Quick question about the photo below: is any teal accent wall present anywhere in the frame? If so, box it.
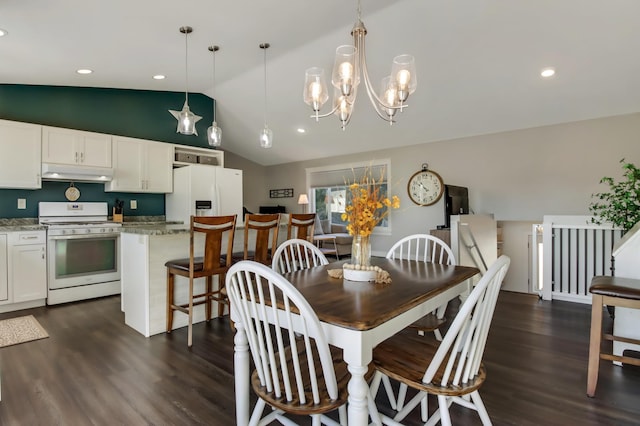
[0,84,218,218]
[0,181,163,218]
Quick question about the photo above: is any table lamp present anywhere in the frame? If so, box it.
[298,194,309,213]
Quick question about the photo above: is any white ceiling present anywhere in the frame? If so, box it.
[2,0,640,166]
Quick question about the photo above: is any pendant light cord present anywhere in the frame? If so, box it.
[184,29,189,104]
[212,48,216,118]
[263,46,268,127]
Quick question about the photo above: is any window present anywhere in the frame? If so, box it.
[306,159,392,234]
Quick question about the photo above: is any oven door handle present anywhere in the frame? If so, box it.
[48,233,120,240]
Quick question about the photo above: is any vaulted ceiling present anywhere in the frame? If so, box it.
[2,0,639,165]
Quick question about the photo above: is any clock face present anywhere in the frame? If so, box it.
[407,170,444,206]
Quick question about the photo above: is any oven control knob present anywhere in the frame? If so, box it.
[61,229,67,235]
[85,228,91,234]
[71,229,76,234]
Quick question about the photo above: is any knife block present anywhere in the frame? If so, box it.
[112,208,123,223]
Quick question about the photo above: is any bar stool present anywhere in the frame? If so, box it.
[587,275,640,397]
[233,213,281,265]
[165,215,237,347]
[286,213,316,241]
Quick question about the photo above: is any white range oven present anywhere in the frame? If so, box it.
[39,202,122,305]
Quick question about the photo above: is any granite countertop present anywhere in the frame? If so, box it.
[120,223,190,235]
[0,218,46,232]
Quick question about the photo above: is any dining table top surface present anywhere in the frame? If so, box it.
[282,257,480,331]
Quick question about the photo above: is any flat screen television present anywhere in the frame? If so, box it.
[444,185,469,229]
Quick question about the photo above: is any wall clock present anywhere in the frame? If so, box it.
[407,164,444,206]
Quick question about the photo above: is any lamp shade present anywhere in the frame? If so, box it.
[298,194,309,205]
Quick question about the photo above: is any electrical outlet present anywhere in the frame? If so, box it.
[130,200,137,210]
[17,198,26,209]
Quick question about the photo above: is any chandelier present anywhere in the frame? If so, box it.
[303,0,417,130]
[169,26,202,135]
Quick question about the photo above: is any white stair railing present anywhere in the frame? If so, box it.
[540,215,623,303]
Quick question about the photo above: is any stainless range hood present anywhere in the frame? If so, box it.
[41,163,114,182]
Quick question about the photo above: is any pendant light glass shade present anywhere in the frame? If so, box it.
[259,126,273,148]
[207,122,222,146]
[169,26,202,136]
[207,45,222,147]
[173,101,201,135]
[259,43,273,149]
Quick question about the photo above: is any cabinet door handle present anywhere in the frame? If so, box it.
[80,151,84,163]
[75,151,79,163]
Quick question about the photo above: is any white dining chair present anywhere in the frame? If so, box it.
[271,238,329,274]
[226,260,379,426]
[371,255,510,426]
[384,233,456,419]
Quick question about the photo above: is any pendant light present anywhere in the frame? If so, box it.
[169,26,202,135]
[259,43,273,149]
[207,45,222,147]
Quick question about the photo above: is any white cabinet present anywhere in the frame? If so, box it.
[42,126,112,168]
[0,119,42,189]
[0,231,47,312]
[10,234,47,303]
[106,136,173,193]
[0,235,7,302]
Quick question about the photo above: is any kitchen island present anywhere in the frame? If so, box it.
[120,220,288,337]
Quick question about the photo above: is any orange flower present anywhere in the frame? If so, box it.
[340,167,400,237]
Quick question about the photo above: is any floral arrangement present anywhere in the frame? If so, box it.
[589,159,640,232]
[341,168,400,237]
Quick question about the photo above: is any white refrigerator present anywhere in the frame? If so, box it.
[166,164,244,224]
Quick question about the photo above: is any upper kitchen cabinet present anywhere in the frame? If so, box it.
[0,119,42,189]
[42,126,112,168]
[105,136,172,193]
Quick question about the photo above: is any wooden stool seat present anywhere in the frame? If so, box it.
[587,275,640,397]
[165,256,226,272]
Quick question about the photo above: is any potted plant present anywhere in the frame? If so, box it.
[589,159,640,232]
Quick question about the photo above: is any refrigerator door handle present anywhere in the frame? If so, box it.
[214,184,221,215]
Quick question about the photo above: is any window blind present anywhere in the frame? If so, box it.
[308,162,389,188]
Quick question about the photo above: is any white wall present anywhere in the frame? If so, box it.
[227,113,640,291]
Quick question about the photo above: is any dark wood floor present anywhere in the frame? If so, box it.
[0,291,639,425]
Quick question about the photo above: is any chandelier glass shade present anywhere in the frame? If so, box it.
[303,1,417,130]
[169,26,202,136]
[207,45,222,147]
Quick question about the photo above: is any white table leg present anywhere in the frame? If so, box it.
[347,364,370,425]
[234,323,250,425]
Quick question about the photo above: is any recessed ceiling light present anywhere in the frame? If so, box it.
[0,29,7,37]
[76,69,93,75]
[541,68,556,78]
[297,128,306,134]
[153,74,166,80]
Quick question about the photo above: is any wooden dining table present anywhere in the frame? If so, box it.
[232,256,480,426]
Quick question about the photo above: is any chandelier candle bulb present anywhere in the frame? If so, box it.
[392,54,417,103]
[303,67,329,119]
